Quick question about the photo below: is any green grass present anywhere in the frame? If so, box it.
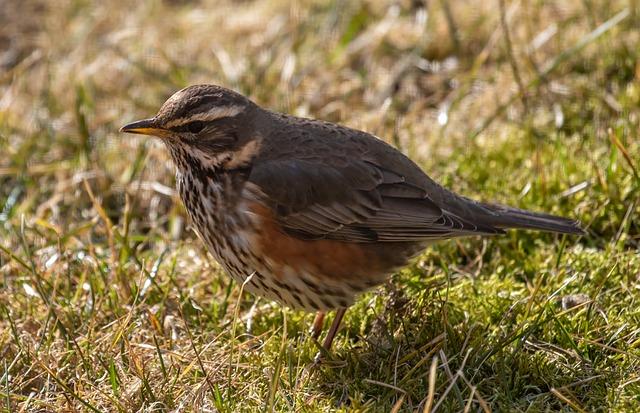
[1,0,639,411]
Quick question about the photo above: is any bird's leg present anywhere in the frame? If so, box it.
[321,308,347,351]
[310,311,325,340]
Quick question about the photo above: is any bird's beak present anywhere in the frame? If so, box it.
[120,118,170,137]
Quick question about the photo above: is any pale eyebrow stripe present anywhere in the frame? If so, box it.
[165,105,244,128]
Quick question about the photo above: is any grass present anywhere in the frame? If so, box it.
[1,0,639,411]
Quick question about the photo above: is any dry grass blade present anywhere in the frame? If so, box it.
[423,355,439,413]
[550,387,587,413]
[608,128,639,181]
[362,378,406,395]
[390,394,405,413]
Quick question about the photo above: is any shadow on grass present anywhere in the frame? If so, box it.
[305,272,619,412]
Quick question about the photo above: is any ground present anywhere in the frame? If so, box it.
[1,0,639,411]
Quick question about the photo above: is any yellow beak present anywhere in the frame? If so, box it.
[120,118,170,137]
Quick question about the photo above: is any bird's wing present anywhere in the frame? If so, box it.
[248,158,503,242]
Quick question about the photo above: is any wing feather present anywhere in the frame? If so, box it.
[248,158,503,243]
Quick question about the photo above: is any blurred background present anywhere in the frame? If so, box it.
[1,0,639,411]
[1,0,638,239]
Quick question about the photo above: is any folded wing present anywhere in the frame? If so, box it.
[248,158,504,243]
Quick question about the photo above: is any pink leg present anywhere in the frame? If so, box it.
[321,308,347,350]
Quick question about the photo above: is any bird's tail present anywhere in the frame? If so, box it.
[478,202,585,235]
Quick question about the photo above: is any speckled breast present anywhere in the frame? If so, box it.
[174,169,383,311]
[177,167,413,311]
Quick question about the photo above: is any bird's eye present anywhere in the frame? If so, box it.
[187,121,204,134]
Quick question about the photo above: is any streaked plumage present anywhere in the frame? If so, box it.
[121,84,584,345]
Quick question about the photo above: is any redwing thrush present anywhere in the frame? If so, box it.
[121,84,584,349]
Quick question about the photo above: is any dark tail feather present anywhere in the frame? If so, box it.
[480,202,586,235]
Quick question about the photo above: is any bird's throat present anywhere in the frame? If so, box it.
[166,138,260,175]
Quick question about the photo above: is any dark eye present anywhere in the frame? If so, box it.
[187,121,204,134]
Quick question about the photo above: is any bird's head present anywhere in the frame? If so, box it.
[120,84,264,171]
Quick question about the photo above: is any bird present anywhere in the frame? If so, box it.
[120,84,584,350]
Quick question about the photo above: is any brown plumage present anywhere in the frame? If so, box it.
[121,84,584,349]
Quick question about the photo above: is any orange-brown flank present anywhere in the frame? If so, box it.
[247,201,414,284]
